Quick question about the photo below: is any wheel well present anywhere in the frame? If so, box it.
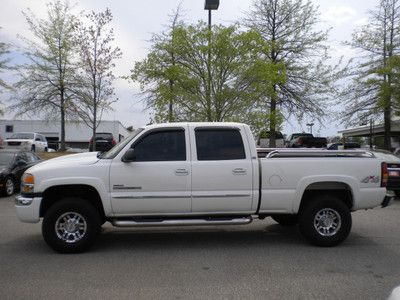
[40,185,105,221]
[299,182,353,212]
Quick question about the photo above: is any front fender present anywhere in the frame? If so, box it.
[37,177,112,216]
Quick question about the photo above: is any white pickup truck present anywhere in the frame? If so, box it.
[15,122,392,253]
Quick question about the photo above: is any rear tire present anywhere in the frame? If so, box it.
[42,198,101,253]
[271,214,298,226]
[298,195,352,247]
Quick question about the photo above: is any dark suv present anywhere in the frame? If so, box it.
[89,133,116,152]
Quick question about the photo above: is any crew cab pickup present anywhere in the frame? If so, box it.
[15,122,392,253]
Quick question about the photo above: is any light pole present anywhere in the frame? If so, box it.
[204,0,219,121]
[306,122,314,134]
[204,0,219,29]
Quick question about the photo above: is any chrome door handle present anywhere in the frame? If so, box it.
[175,169,189,176]
[232,168,247,175]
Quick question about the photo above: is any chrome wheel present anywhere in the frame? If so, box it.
[5,178,14,196]
[55,212,87,243]
[313,208,341,237]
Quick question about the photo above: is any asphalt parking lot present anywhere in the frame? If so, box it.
[1,196,400,300]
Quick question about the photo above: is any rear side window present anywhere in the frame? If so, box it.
[195,129,246,160]
[133,130,186,161]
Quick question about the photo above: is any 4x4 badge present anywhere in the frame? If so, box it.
[361,176,380,183]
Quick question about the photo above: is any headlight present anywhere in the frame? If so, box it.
[21,173,34,193]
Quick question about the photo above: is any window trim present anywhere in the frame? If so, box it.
[194,127,247,161]
[130,127,187,162]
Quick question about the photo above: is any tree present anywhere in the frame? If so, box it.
[244,0,336,147]
[132,8,184,123]
[340,0,400,150]
[10,0,77,151]
[0,27,13,115]
[387,55,400,110]
[73,8,122,151]
[132,20,284,132]
[0,27,12,92]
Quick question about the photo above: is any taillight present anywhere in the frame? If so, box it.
[89,138,93,143]
[382,162,389,187]
[112,138,116,146]
[296,138,303,145]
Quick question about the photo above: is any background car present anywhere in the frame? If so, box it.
[289,135,327,148]
[286,133,313,147]
[372,149,400,197]
[327,142,361,150]
[5,132,48,152]
[0,149,42,196]
[89,132,116,152]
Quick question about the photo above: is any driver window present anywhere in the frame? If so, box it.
[132,130,186,162]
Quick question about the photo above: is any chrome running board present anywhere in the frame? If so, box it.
[112,216,252,227]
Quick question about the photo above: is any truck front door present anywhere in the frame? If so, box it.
[109,126,191,215]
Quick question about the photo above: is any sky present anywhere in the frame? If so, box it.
[0,0,379,137]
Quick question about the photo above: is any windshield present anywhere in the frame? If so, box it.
[100,128,144,159]
[0,153,15,165]
[10,133,34,140]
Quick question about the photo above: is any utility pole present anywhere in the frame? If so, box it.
[204,0,219,121]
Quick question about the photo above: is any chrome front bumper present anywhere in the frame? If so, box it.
[15,195,42,223]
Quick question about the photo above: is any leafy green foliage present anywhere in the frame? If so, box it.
[340,0,400,150]
[73,8,122,151]
[245,0,336,145]
[10,0,78,150]
[132,20,285,133]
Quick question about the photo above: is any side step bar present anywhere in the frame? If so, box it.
[112,216,253,227]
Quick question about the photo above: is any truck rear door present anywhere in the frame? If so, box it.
[189,125,255,214]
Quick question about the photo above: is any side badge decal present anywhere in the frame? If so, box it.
[361,176,380,184]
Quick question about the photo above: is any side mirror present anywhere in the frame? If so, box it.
[122,148,136,162]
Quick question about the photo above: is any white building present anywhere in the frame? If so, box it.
[0,119,131,150]
[338,119,400,149]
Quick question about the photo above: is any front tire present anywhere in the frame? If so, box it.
[31,145,36,152]
[3,177,15,196]
[42,198,101,253]
[298,195,352,247]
